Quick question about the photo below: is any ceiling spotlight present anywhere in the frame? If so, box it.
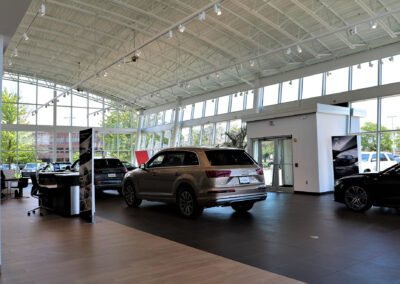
[135,49,142,57]
[45,104,48,108]
[389,56,394,62]
[286,47,292,55]
[327,71,332,76]
[349,26,357,35]
[198,11,206,21]
[370,21,378,30]
[215,72,220,78]
[186,82,191,88]
[296,45,302,53]
[357,63,361,69]
[379,59,384,65]
[249,60,255,67]
[8,59,12,66]
[39,3,46,16]
[13,48,18,57]
[289,80,292,85]
[167,30,173,39]
[23,33,29,41]
[63,93,66,98]
[32,112,35,116]
[369,61,374,68]
[214,4,222,16]
[178,24,185,33]
[103,70,108,77]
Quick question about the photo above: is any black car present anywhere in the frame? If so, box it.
[121,161,135,171]
[334,163,400,212]
[72,158,127,193]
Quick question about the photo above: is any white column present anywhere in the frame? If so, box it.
[133,114,143,166]
[171,107,181,147]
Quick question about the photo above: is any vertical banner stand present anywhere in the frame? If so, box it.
[79,128,95,223]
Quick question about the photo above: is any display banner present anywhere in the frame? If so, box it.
[332,135,359,179]
[135,150,150,165]
[79,128,95,223]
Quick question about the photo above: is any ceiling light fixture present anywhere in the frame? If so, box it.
[370,21,378,29]
[369,61,374,67]
[8,59,12,66]
[13,48,18,57]
[296,45,302,53]
[214,4,222,16]
[289,80,292,85]
[349,26,358,35]
[39,3,46,16]
[249,60,255,67]
[167,30,173,39]
[286,47,292,55]
[389,56,394,62]
[23,33,29,41]
[357,63,361,69]
[178,24,185,33]
[135,49,142,57]
[215,72,220,78]
[198,11,206,21]
[103,70,108,77]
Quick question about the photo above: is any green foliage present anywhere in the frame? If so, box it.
[360,122,393,152]
[223,127,247,149]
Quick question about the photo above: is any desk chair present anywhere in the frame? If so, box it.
[27,175,52,216]
[1,170,6,199]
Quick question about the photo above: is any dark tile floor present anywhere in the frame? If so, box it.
[96,191,400,284]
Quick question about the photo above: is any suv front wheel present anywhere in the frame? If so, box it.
[177,187,203,218]
[123,182,142,208]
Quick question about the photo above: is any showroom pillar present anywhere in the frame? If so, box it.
[0,35,3,273]
[171,107,181,147]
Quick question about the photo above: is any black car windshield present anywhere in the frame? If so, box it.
[205,150,255,166]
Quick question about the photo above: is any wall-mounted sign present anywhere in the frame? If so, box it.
[79,128,95,223]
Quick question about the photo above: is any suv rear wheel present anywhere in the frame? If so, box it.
[231,201,254,213]
[177,187,203,218]
[123,182,142,208]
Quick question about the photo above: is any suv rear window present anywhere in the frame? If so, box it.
[205,150,254,166]
[94,159,124,168]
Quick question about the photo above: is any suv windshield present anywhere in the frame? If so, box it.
[205,150,255,166]
[26,163,37,169]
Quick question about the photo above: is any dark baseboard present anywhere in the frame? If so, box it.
[294,190,333,196]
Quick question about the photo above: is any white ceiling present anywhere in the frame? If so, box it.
[4,0,400,110]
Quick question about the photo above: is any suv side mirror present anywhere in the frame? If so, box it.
[65,166,71,171]
[139,163,147,170]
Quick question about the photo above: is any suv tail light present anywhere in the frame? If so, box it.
[256,168,263,175]
[206,170,231,178]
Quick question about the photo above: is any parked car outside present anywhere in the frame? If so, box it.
[359,151,397,173]
[121,161,135,171]
[394,154,400,163]
[334,162,400,212]
[72,158,127,193]
[18,164,26,171]
[122,147,267,218]
[39,162,72,173]
[21,163,40,178]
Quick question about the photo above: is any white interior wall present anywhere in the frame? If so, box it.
[247,113,319,193]
[316,113,348,193]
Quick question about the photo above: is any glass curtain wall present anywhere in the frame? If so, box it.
[1,73,138,166]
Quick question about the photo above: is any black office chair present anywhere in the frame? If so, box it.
[27,175,52,216]
[1,170,6,199]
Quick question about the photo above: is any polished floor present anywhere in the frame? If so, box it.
[1,194,301,284]
[95,191,400,284]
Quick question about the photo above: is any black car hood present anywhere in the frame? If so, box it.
[339,172,379,181]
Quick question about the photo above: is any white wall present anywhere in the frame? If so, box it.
[247,113,320,193]
[316,113,347,193]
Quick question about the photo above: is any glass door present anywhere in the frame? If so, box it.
[255,137,294,192]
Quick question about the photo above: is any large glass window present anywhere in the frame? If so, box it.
[231,92,244,112]
[2,80,18,102]
[218,95,230,114]
[352,61,378,91]
[165,109,173,124]
[193,102,204,119]
[381,95,400,131]
[263,84,279,106]
[182,104,193,121]
[19,82,36,104]
[326,67,349,95]
[202,123,213,145]
[215,122,227,145]
[246,90,254,109]
[205,99,216,117]
[191,126,201,146]
[18,104,36,125]
[180,127,190,146]
[351,99,378,133]
[281,80,299,103]
[302,74,323,99]
[382,55,400,85]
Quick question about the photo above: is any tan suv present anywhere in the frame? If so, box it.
[122,147,267,218]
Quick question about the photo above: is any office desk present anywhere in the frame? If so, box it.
[4,177,28,198]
